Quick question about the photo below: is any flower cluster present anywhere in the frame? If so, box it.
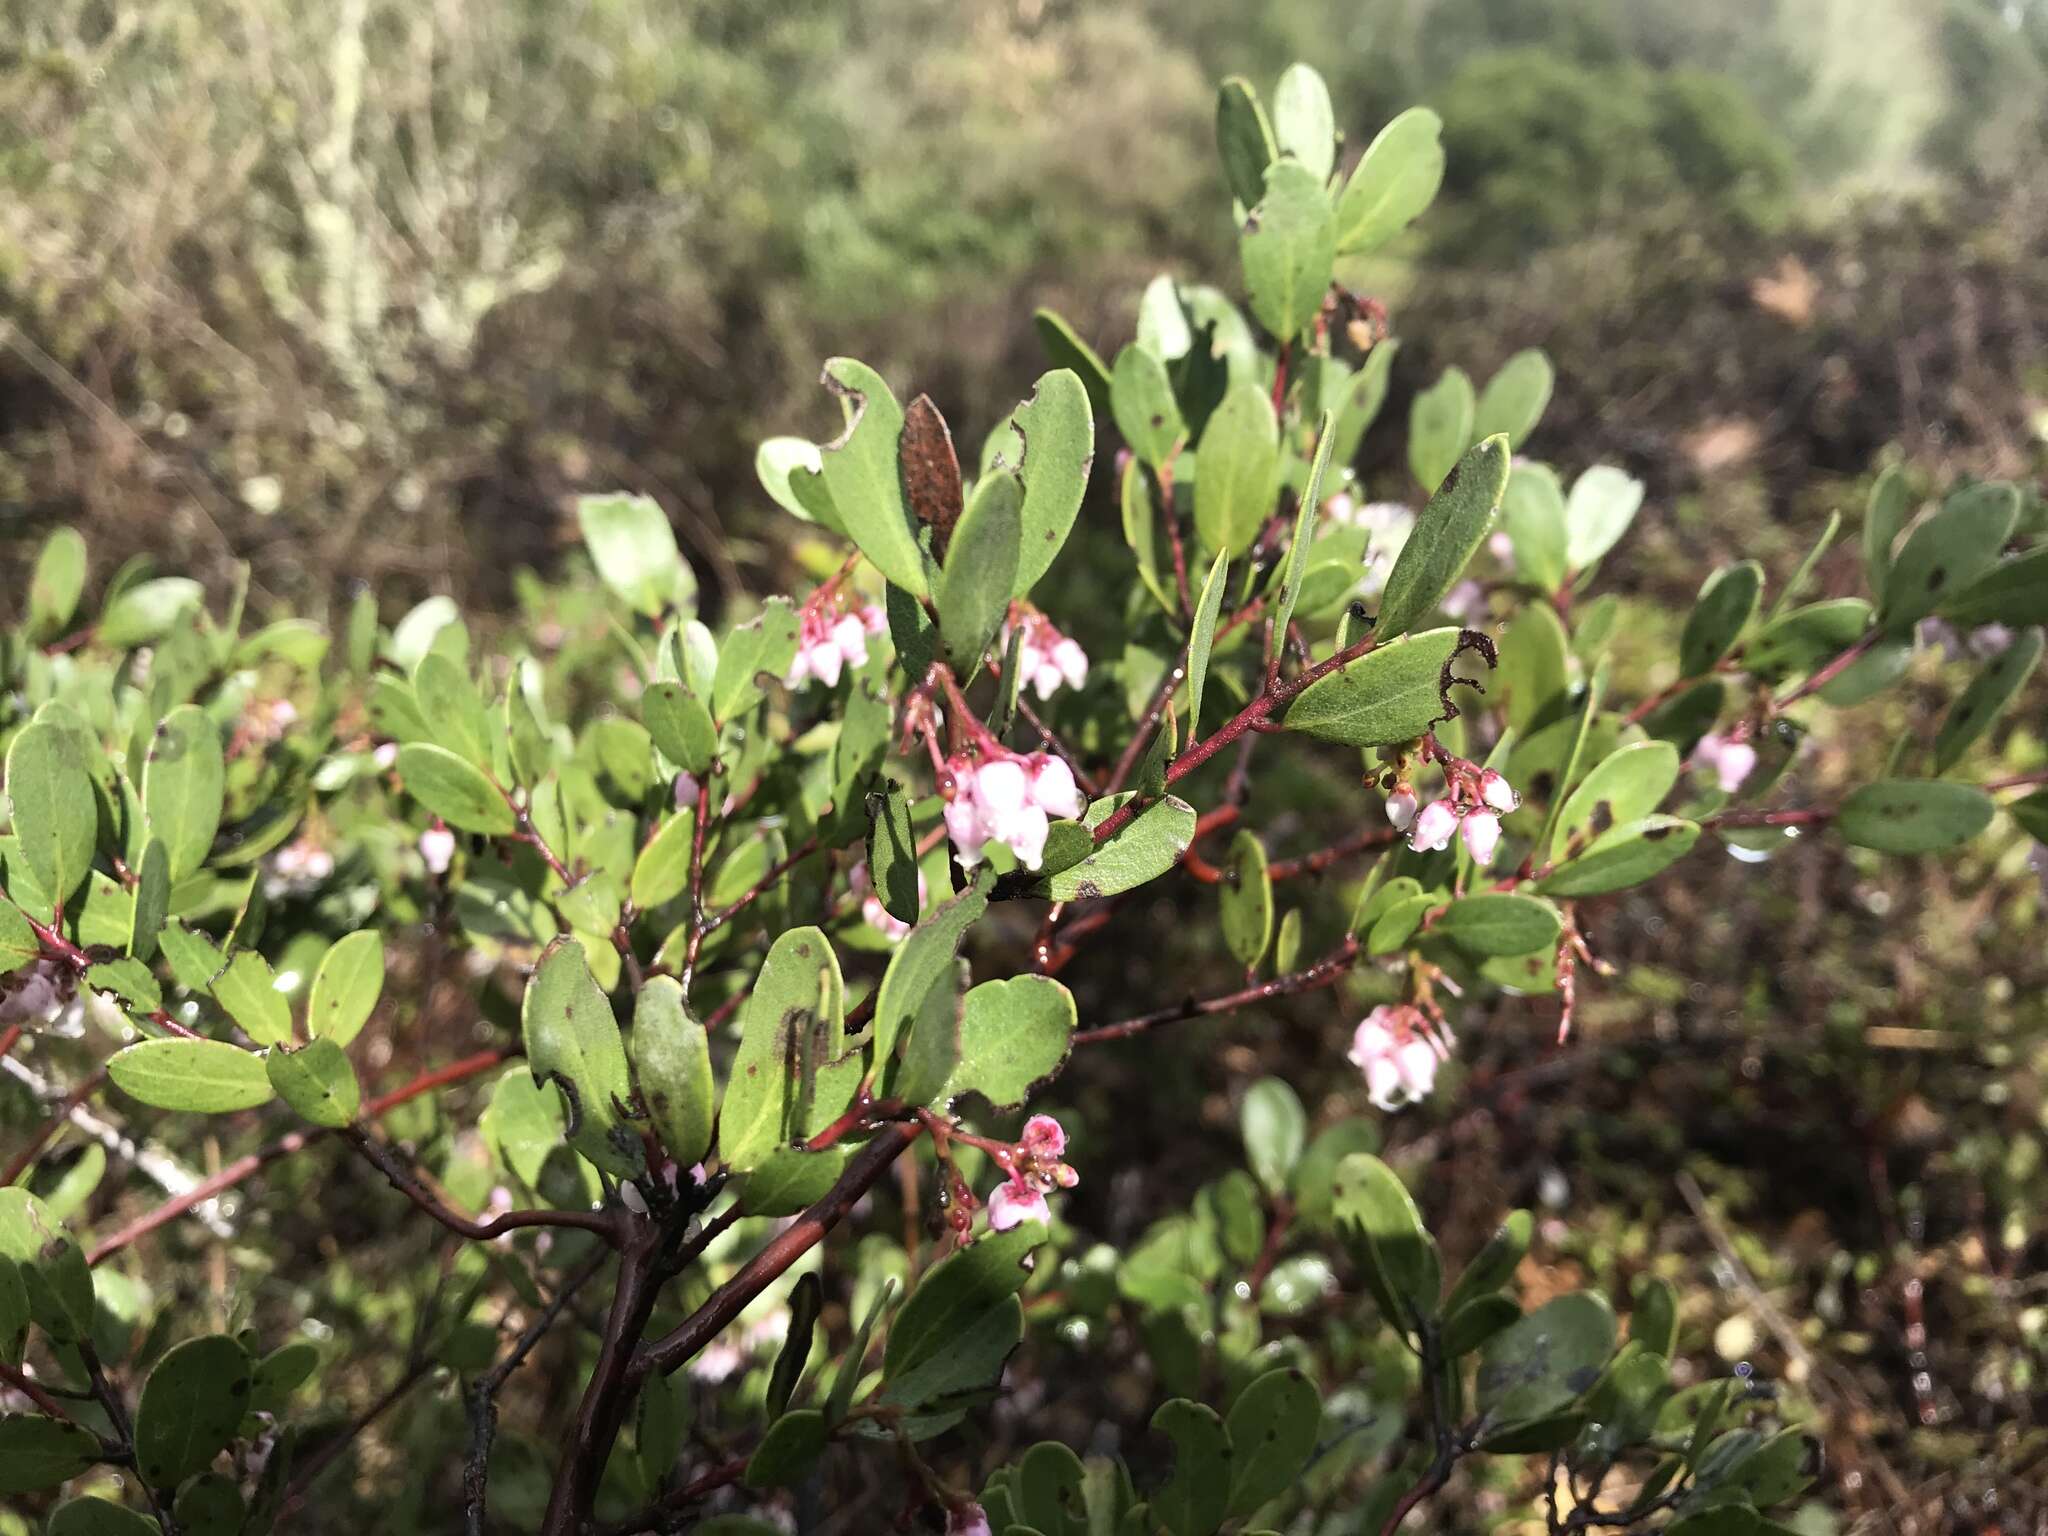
[998,604,1090,700]
[848,860,928,941]
[986,1114,1078,1231]
[1347,1004,1449,1111]
[1690,732,1757,795]
[942,750,1084,871]
[784,597,886,690]
[1393,761,1519,866]
[264,835,335,898]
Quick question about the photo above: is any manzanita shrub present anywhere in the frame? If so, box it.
[2,59,2045,1536]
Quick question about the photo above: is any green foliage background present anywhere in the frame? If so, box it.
[2,0,2047,1531]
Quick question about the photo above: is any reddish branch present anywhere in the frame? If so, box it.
[344,1127,622,1242]
[632,1121,925,1383]
[1072,938,1361,1046]
[87,1048,512,1265]
[1090,631,1379,846]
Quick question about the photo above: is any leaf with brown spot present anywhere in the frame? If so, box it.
[899,394,963,562]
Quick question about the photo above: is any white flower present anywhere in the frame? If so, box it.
[943,752,1079,871]
[420,825,456,876]
[1461,810,1502,866]
[1000,609,1089,700]
[987,1177,1050,1232]
[1478,768,1519,814]
[1029,755,1085,819]
[1408,799,1460,853]
[784,601,882,690]
[1348,1005,1441,1111]
[1385,786,1418,830]
[1691,733,1758,795]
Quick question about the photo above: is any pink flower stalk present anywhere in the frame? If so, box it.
[1347,1005,1446,1111]
[785,600,885,690]
[1001,606,1090,700]
[942,750,1086,871]
[419,824,456,876]
[1691,732,1758,795]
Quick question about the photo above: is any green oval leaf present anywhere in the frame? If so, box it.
[1940,543,2048,628]
[1151,1398,1232,1536]
[1835,779,1995,854]
[521,936,643,1178]
[630,809,697,912]
[0,1188,96,1343]
[6,721,99,902]
[47,1496,161,1536]
[395,742,514,836]
[1880,482,2019,630]
[108,1038,274,1114]
[1537,816,1700,897]
[1550,741,1681,862]
[1739,598,1871,684]
[1010,368,1095,597]
[1272,63,1336,182]
[949,975,1075,1112]
[1564,465,1644,572]
[0,1414,100,1494]
[576,492,693,619]
[1331,1152,1441,1328]
[307,930,384,1047]
[266,1039,360,1128]
[1283,627,1461,747]
[1033,795,1197,901]
[718,926,848,1172]
[1434,893,1562,958]
[1219,830,1274,969]
[1473,349,1554,450]
[1194,380,1280,558]
[1215,76,1277,209]
[211,949,292,1047]
[1225,1365,1321,1517]
[1111,345,1185,472]
[27,528,87,642]
[1334,107,1444,255]
[643,682,718,777]
[939,471,1023,672]
[1241,161,1336,344]
[1933,627,2042,773]
[810,358,929,598]
[1679,562,1763,679]
[1379,436,1509,640]
[710,596,802,721]
[1406,367,1476,495]
[1476,1292,1617,1428]
[1500,462,1569,595]
[632,976,713,1168]
[1241,1077,1307,1196]
[135,1333,253,1486]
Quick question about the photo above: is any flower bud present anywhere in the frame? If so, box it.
[947,1503,995,1536]
[1478,768,1519,814]
[673,771,701,810]
[1020,1113,1066,1160]
[1385,786,1418,831]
